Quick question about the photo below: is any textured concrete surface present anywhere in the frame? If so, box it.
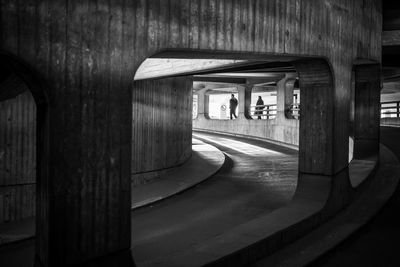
[131,131,298,267]
[309,126,400,267]
[0,139,224,247]
[0,132,298,267]
[0,217,34,246]
[251,143,399,267]
[131,138,225,209]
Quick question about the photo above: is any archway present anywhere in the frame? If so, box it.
[0,52,48,252]
[131,51,339,266]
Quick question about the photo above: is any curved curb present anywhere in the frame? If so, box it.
[252,144,400,267]
[131,138,225,210]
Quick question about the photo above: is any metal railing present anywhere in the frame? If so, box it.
[250,104,277,119]
[287,104,300,119]
[381,101,400,118]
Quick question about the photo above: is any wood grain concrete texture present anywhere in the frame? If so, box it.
[381,118,400,126]
[132,77,192,186]
[131,131,298,267]
[0,91,36,224]
[353,63,381,159]
[0,131,297,267]
[0,0,382,265]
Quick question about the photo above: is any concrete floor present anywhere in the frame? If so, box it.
[132,132,298,266]
[0,131,298,267]
[1,129,399,267]
[310,126,400,267]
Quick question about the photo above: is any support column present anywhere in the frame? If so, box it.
[276,75,296,121]
[195,89,210,119]
[276,78,286,121]
[37,76,133,267]
[293,59,352,214]
[32,3,134,266]
[238,84,252,119]
[353,63,381,159]
[294,59,335,176]
[284,79,296,119]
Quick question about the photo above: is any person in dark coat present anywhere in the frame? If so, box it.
[255,96,264,119]
[229,94,238,119]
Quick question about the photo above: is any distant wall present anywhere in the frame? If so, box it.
[193,78,299,146]
[193,116,299,146]
[132,77,192,186]
[0,91,36,223]
[381,117,400,126]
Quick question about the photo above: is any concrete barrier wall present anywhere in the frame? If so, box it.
[0,91,36,223]
[193,114,299,147]
[381,117,400,126]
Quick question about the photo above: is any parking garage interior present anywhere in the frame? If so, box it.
[1,1,400,267]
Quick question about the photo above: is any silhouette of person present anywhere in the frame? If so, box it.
[229,94,238,119]
[255,96,264,119]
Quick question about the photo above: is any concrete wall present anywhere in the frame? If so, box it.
[0,0,381,266]
[381,117,400,126]
[132,77,192,186]
[0,91,36,223]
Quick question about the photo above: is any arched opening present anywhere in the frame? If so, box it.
[130,50,338,267]
[0,52,48,247]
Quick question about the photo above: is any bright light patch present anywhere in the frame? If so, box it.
[193,134,283,156]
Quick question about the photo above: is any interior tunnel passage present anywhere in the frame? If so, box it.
[130,53,347,266]
[0,52,49,247]
[0,0,386,266]
[0,50,353,267]
[131,132,298,267]
[0,46,382,267]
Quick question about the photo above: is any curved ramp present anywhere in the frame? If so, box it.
[131,138,225,209]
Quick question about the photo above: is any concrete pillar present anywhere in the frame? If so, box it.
[36,74,133,267]
[353,63,381,159]
[284,79,296,119]
[2,51,134,267]
[238,84,252,119]
[276,79,285,121]
[33,10,132,267]
[293,59,353,214]
[276,75,297,121]
[196,89,210,119]
[294,59,335,175]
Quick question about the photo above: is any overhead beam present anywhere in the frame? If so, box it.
[192,76,246,84]
[383,30,400,46]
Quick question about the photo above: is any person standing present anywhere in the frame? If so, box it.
[255,96,264,119]
[229,94,238,119]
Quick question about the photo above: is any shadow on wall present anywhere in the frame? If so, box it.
[0,55,40,245]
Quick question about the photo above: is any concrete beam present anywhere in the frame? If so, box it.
[192,76,246,84]
[383,30,400,46]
